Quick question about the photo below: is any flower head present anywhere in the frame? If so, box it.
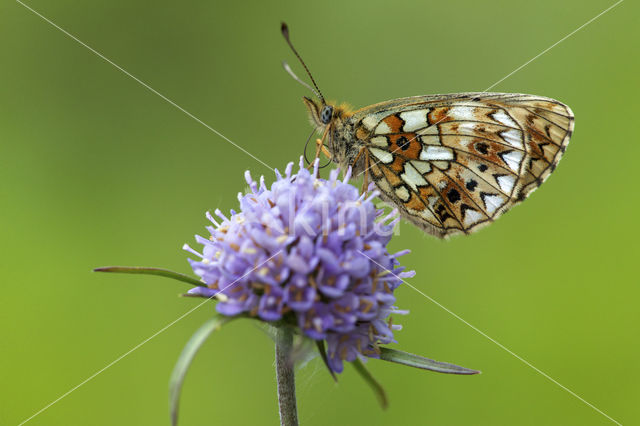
[185,159,414,372]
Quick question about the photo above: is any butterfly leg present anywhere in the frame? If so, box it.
[307,126,332,169]
[351,146,370,193]
[317,140,332,159]
[362,151,370,194]
[312,138,332,161]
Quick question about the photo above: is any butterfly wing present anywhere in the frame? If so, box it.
[349,93,574,238]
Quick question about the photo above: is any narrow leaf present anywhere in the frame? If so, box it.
[179,293,217,299]
[169,315,233,426]
[379,348,480,375]
[352,359,388,409]
[315,340,337,382]
[94,266,204,287]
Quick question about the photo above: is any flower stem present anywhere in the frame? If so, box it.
[275,327,298,426]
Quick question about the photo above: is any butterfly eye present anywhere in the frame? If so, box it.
[320,105,334,124]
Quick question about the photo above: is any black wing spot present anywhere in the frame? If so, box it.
[446,188,461,204]
[466,179,478,192]
[460,203,476,222]
[478,164,488,172]
[537,142,550,154]
[476,143,489,155]
[435,204,454,222]
[396,136,410,151]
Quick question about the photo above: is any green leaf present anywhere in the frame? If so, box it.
[379,348,480,375]
[352,359,388,409]
[315,340,337,382]
[94,266,204,287]
[179,293,216,299]
[169,315,233,426]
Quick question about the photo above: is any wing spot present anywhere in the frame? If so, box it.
[446,188,461,204]
[475,143,489,155]
[396,136,410,151]
[435,204,453,222]
[465,179,478,192]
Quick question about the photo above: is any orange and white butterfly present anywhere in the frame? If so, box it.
[282,23,574,239]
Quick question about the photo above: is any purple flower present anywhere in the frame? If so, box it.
[184,159,414,373]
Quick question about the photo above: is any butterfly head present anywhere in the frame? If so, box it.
[302,96,335,130]
[282,23,351,166]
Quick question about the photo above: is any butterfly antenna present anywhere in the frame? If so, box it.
[282,62,322,101]
[281,22,326,104]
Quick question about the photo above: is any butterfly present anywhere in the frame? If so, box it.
[282,23,574,239]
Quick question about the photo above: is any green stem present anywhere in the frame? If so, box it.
[275,327,298,426]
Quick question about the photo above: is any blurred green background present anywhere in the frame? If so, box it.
[1,0,638,425]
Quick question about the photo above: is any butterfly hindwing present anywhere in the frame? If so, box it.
[352,93,574,238]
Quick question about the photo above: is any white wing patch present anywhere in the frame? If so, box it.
[482,194,504,215]
[362,115,378,131]
[410,207,437,222]
[500,150,523,172]
[448,106,475,121]
[409,160,431,174]
[500,129,524,149]
[491,110,518,128]
[418,125,439,136]
[463,209,483,226]
[399,109,429,132]
[375,121,392,135]
[420,146,454,161]
[496,175,516,193]
[370,136,388,147]
[370,147,393,164]
[375,176,392,193]
[400,162,428,191]
[394,185,410,201]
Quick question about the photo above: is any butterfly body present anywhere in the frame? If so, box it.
[303,92,574,238]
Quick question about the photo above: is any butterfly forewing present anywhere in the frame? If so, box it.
[351,93,574,238]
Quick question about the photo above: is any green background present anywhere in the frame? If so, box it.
[1,0,638,425]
